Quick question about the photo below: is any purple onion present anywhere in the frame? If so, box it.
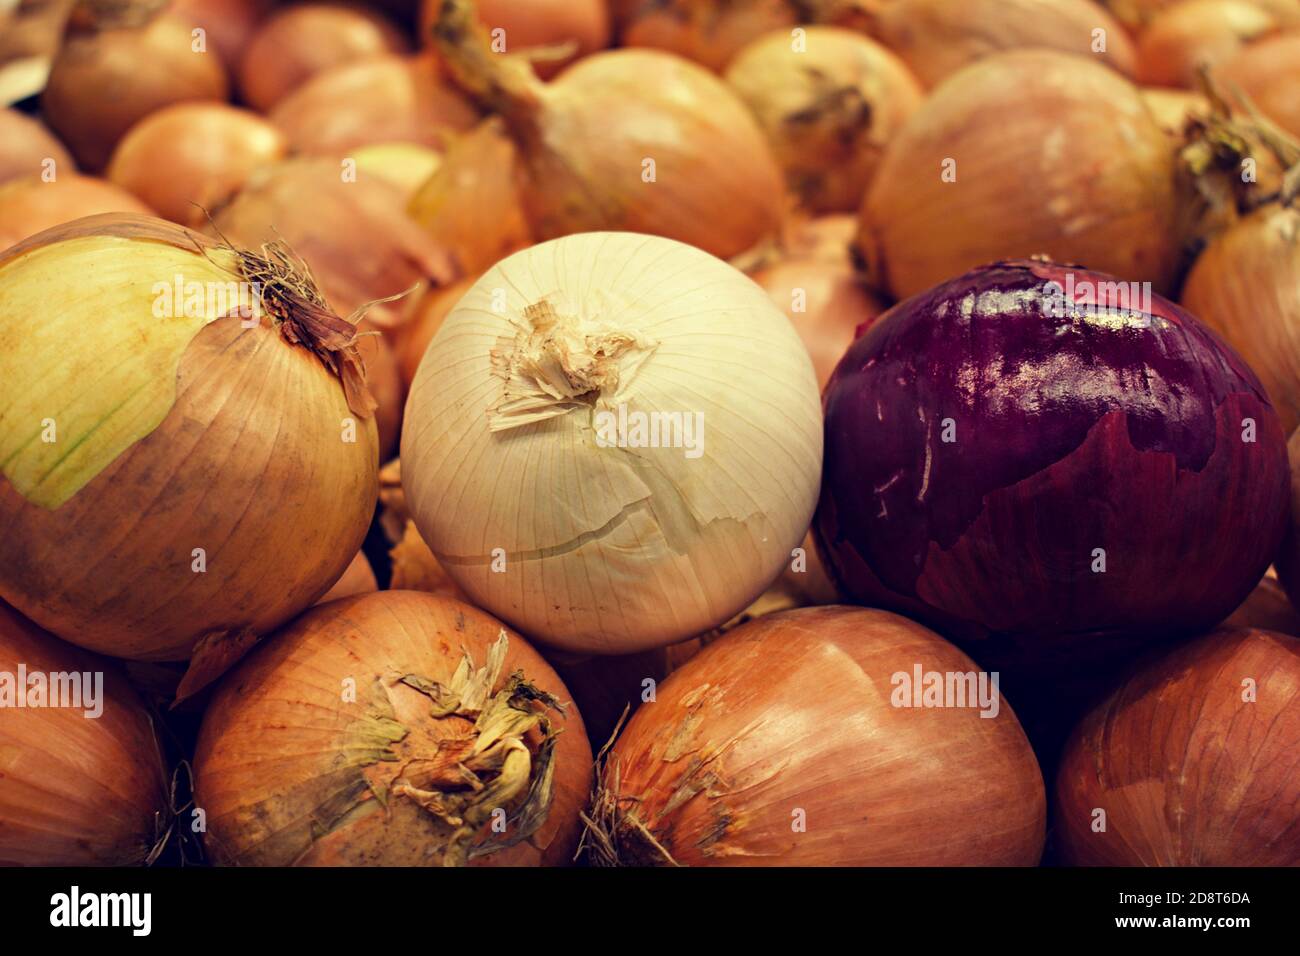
[815,260,1289,677]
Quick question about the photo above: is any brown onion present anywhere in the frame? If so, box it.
[351,141,442,198]
[268,53,479,156]
[387,519,468,598]
[193,590,594,866]
[724,27,923,214]
[168,0,270,69]
[861,0,1137,88]
[586,606,1045,865]
[0,601,166,865]
[433,0,785,259]
[1056,626,1300,865]
[1220,32,1300,139]
[41,1,230,170]
[1225,569,1300,635]
[1136,0,1279,88]
[211,158,456,331]
[857,50,1182,300]
[355,320,405,458]
[237,3,409,113]
[1140,85,1210,137]
[314,550,378,605]
[1182,204,1300,433]
[0,173,151,249]
[395,277,474,387]
[420,0,611,78]
[749,215,883,387]
[615,0,800,72]
[0,108,74,185]
[1104,0,1300,29]
[106,103,286,228]
[407,118,532,277]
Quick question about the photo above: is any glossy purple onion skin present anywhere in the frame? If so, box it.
[815,260,1290,677]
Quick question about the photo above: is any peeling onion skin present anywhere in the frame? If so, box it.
[856,50,1183,301]
[815,260,1289,680]
[1055,627,1300,865]
[194,591,593,866]
[0,602,165,866]
[592,606,1046,866]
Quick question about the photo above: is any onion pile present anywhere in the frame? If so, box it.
[586,606,1046,865]
[0,108,74,185]
[857,50,1183,300]
[815,260,1289,679]
[0,173,151,249]
[859,0,1138,88]
[0,601,165,865]
[41,0,230,170]
[1135,0,1279,88]
[193,590,593,865]
[268,53,479,156]
[402,232,823,653]
[237,2,409,112]
[0,214,379,674]
[431,0,785,260]
[420,0,612,77]
[106,103,286,227]
[724,27,923,214]
[1056,627,1300,865]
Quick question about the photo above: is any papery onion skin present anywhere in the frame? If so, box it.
[41,7,230,171]
[106,103,286,228]
[1182,204,1300,435]
[0,173,151,249]
[433,2,786,260]
[0,214,379,662]
[815,260,1289,680]
[590,606,1045,866]
[168,0,271,69]
[857,50,1182,300]
[1055,627,1300,865]
[420,0,612,78]
[269,53,480,156]
[1135,0,1279,88]
[193,590,593,866]
[237,3,409,113]
[0,601,165,865]
[401,232,823,654]
[0,109,74,185]
[862,0,1138,88]
[1220,32,1300,139]
[725,27,923,214]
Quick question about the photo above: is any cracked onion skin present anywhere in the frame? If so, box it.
[0,601,165,866]
[1055,627,1300,865]
[193,590,593,866]
[591,606,1045,866]
[815,260,1289,680]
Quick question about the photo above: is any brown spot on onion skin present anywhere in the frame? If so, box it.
[0,601,165,865]
[194,591,593,866]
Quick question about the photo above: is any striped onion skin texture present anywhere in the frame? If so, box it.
[193,591,593,866]
[0,601,164,865]
[1056,627,1300,865]
[594,606,1046,866]
[401,232,823,654]
[0,215,378,661]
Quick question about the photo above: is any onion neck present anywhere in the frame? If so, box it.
[430,0,546,146]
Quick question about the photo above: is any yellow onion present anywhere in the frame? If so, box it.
[0,173,151,250]
[1136,0,1279,88]
[355,321,405,458]
[395,276,474,387]
[193,590,594,866]
[614,0,801,72]
[1140,85,1210,137]
[167,0,271,69]
[1221,32,1300,139]
[41,0,230,171]
[724,27,923,214]
[860,0,1137,88]
[401,232,823,654]
[351,141,442,199]
[1105,0,1300,29]
[749,215,883,387]
[387,519,469,598]
[314,550,378,605]
[0,601,165,865]
[269,53,479,156]
[237,2,409,112]
[0,109,74,185]
[1182,204,1300,434]
[432,0,785,260]
[419,0,612,78]
[408,118,533,277]
[586,606,1046,865]
[1225,568,1300,635]
[857,50,1182,300]
[0,214,379,673]
[106,103,286,228]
